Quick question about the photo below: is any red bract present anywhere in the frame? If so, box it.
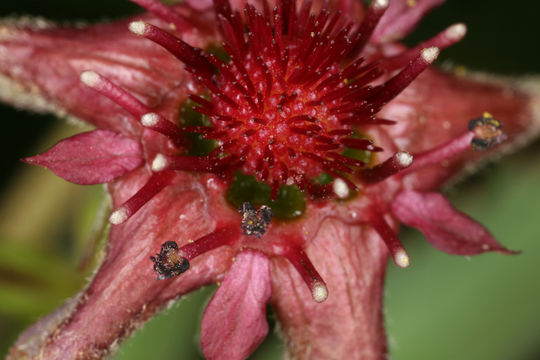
[1,0,539,359]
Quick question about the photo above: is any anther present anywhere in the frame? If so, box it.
[151,154,168,172]
[405,114,506,174]
[80,70,100,87]
[141,112,159,127]
[333,178,350,199]
[128,20,147,36]
[446,23,467,40]
[468,112,507,151]
[395,249,410,268]
[109,207,128,225]
[312,281,329,303]
[150,241,190,280]
[374,0,389,9]
[238,202,273,238]
[421,46,439,63]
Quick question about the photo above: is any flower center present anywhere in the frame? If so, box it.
[124,0,439,202]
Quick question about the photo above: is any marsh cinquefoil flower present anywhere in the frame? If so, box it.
[1,0,539,359]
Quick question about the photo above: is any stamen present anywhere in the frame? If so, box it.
[151,226,240,280]
[150,241,190,280]
[238,202,273,238]
[369,214,410,268]
[312,282,329,303]
[109,207,128,225]
[405,113,506,174]
[369,47,440,109]
[109,171,174,224]
[406,133,474,173]
[128,21,215,78]
[81,72,187,146]
[359,151,413,184]
[382,24,466,70]
[347,0,389,57]
[80,71,148,116]
[283,247,329,302]
[128,20,147,35]
[468,113,507,151]
[80,70,100,87]
[129,0,192,31]
[178,225,241,261]
[151,154,210,172]
[332,178,350,199]
[151,154,168,172]
[140,112,188,147]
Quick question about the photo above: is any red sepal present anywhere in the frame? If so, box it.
[391,189,518,255]
[23,130,144,185]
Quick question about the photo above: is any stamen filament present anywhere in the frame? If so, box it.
[359,151,413,184]
[140,113,189,148]
[81,71,187,146]
[405,132,474,174]
[369,47,440,109]
[348,0,389,57]
[381,24,466,70]
[109,171,174,224]
[151,153,210,172]
[178,225,241,260]
[129,0,192,31]
[369,215,410,268]
[283,247,328,302]
[80,70,148,116]
[129,21,215,78]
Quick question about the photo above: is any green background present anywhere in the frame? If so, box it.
[1,1,539,359]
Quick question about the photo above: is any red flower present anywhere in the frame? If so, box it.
[1,0,538,359]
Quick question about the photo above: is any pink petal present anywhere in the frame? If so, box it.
[186,0,213,11]
[23,130,143,184]
[201,250,272,360]
[391,189,516,255]
[270,218,388,359]
[371,0,445,43]
[0,8,215,136]
[9,170,238,359]
[378,69,536,191]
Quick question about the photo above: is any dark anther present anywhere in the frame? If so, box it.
[468,112,507,152]
[150,241,190,280]
[238,202,273,238]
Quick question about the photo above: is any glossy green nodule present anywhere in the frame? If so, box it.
[206,45,230,63]
[226,172,306,220]
[343,131,375,166]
